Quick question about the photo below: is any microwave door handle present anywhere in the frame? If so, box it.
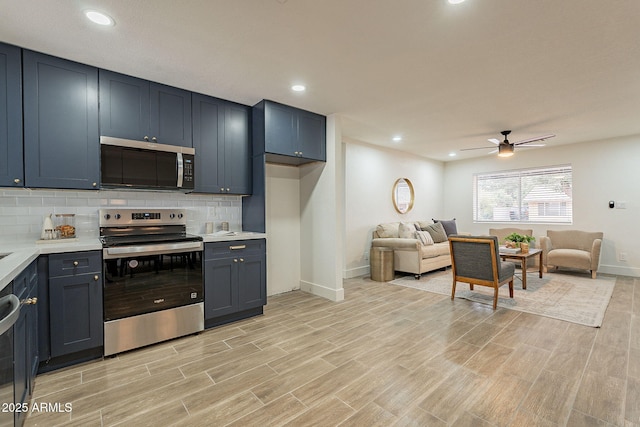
[177,153,184,188]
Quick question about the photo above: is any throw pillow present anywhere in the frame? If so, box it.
[432,218,458,236]
[423,222,448,243]
[415,230,434,246]
[376,222,400,238]
[398,222,415,239]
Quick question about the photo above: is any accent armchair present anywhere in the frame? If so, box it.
[449,235,516,310]
[540,230,603,279]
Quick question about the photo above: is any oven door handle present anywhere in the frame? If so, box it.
[103,241,203,259]
[0,294,20,336]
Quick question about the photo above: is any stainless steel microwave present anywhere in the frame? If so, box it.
[100,136,195,191]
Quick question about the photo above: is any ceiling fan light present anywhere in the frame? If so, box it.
[498,144,514,157]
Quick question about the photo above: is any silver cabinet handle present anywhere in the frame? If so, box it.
[234,259,238,263]
[92,182,97,187]
[73,261,79,266]
[152,137,157,142]
[24,297,38,305]
[144,136,150,141]
[94,275,99,281]
[240,258,244,262]
[230,245,246,250]
[226,188,230,192]
[14,178,20,184]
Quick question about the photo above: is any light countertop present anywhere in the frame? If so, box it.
[0,232,266,293]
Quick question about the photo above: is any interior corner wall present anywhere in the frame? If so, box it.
[442,134,640,277]
[343,140,445,279]
[265,163,301,296]
[298,114,344,301]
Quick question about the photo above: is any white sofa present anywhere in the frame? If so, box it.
[371,221,452,279]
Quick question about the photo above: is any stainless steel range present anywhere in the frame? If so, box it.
[100,208,203,356]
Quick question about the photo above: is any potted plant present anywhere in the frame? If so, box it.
[504,232,535,253]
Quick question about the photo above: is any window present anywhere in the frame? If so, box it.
[473,165,572,224]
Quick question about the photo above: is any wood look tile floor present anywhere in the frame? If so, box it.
[25,273,640,427]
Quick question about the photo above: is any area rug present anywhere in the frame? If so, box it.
[388,271,615,327]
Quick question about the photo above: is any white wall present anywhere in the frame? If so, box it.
[265,163,301,296]
[343,139,445,278]
[443,134,640,277]
[299,115,345,301]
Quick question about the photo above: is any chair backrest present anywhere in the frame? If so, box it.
[547,230,603,252]
[449,235,501,282]
[489,228,534,245]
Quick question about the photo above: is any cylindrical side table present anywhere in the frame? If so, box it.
[370,247,394,282]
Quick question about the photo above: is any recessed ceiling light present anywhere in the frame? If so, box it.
[85,10,114,26]
[291,84,306,92]
[448,0,465,4]
[449,152,457,157]
[392,136,402,142]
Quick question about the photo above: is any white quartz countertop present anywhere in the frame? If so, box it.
[0,238,102,293]
[0,232,266,293]
[200,231,266,243]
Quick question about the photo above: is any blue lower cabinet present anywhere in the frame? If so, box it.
[204,239,266,327]
[13,261,38,427]
[46,251,103,361]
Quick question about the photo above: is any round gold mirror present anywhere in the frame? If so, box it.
[392,178,414,214]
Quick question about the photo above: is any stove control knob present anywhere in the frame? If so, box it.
[178,213,183,219]
[104,214,111,220]
[169,213,176,219]
[114,214,121,220]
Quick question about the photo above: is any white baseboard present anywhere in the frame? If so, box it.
[300,280,345,302]
[598,264,640,277]
[344,265,369,279]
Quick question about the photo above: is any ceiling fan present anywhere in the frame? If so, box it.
[462,130,556,157]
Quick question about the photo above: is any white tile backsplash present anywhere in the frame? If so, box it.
[0,188,243,241]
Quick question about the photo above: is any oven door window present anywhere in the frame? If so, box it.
[103,250,203,321]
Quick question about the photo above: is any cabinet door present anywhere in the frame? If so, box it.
[0,42,23,187]
[150,82,192,147]
[27,269,38,384]
[49,273,103,357]
[223,103,252,194]
[264,101,297,156]
[204,258,238,319]
[297,110,326,161]
[14,304,28,426]
[192,94,224,193]
[237,253,266,311]
[23,51,99,189]
[99,70,150,140]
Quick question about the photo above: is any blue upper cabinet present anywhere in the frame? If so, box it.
[0,42,23,187]
[23,51,100,190]
[253,100,326,165]
[99,70,192,147]
[192,93,251,194]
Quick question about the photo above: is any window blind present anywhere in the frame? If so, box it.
[473,165,572,224]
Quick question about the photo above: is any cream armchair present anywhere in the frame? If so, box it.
[540,230,603,279]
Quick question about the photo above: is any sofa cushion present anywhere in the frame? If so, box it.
[399,222,416,239]
[415,230,434,246]
[420,241,450,259]
[548,249,592,270]
[421,222,448,243]
[376,222,400,238]
[433,218,457,236]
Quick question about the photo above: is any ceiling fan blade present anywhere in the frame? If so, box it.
[513,134,555,145]
[517,143,546,148]
[461,146,497,151]
[488,138,500,145]
[488,149,498,154]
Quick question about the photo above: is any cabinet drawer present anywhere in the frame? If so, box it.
[49,251,101,277]
[204,239,265,260]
